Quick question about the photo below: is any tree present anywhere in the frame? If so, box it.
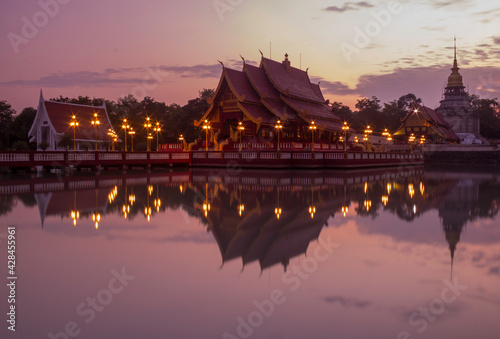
[353,96,382,131]
[58,133,73,150]
[381,100,406,132]
[12,107,36,144]
[471,97,500,139]
[38,142,50,151]
[0,100,16,150]
[397,93,422,111]
[330,101,353,121]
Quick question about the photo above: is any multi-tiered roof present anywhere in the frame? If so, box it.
[196,54,342,132]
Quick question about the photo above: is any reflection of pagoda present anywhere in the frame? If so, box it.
[439,179,479,276]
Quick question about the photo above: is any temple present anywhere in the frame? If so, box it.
[195,54,342,149]
[28,90,118,151]
[393,103,459,143]
[436,39,483,144]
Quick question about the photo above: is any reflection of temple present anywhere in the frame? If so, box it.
[35,189,109,228]
[4,168,499,274]
[439,179,479,275]
[190,168,424,271]
[204,184,334,272]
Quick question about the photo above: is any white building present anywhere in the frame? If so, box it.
[28,90,118,150]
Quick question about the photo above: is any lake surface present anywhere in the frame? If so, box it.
[0,166,499,339]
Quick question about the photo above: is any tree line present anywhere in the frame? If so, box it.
[0,90,499,151]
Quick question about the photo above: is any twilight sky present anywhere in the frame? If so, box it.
[1,0,500,113]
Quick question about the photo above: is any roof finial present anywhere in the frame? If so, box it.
[239,54,245,63]
[259,49,263,57]
[454,35,457,61]
[217,60,224,68]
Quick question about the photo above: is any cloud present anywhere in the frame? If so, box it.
[0,64,223,88]
[423,0,473,10]
[323,296,372,308]
[324,1,374,13]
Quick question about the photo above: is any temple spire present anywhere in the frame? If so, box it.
[446,37,463,88]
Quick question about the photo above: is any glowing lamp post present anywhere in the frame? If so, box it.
[128,129,135,151]
[91,113,100,151]
[409,133,416,153]
[70,115,79,151]
[203,119,211,152]
[342,121,349,158]
[420,135,425,151]
[122,119,130,151]
[153,122,161,151]
[144,117,152,151]
[148,133,153,149]
[364,125,372,147]
[309,121,317,153]
[238,122,245,153]
[275,120,283,157]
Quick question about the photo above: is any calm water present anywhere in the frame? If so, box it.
[0,166,499,339]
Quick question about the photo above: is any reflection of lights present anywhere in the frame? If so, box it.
[382,195,389,206]
[154,198,161,212]
[122,204,130,219]
[203,202,211,217]
[341,205,349,217]
[179,185,183,193]
[71,190,79,226]
[93,188,100,229]
[71,210,79,226]
[364,200,372,211]
[108,186,118,203]
[238,204,245,217]
[364,182,368,194]
[419,182,425,195]
[144,207,152,222]
[148,185,153,196]
[275,207,282,220]
[387,183,392,195]
[408,183,415,198]
[128,193,135,206]
[413,204,417,214]
[309,206,316,219]
[92,213,101,229]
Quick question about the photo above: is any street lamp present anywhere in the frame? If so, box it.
[364,125,372,147]
[238,122,245,152]
[122,118,130,151]
[342,121,349,158]
[148,133,153,150]
[309,121,317,154]
[70,115,79,151]
[409,133,416,153]
[153,122,161,151]
[420,135,425,151]
[91,112,100,151]
[275,120,283,156]
[202,119,211,152]
[144,117,152,151]
[128,129,135,151]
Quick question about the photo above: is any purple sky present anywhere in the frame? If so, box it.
[1,0,500,113]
